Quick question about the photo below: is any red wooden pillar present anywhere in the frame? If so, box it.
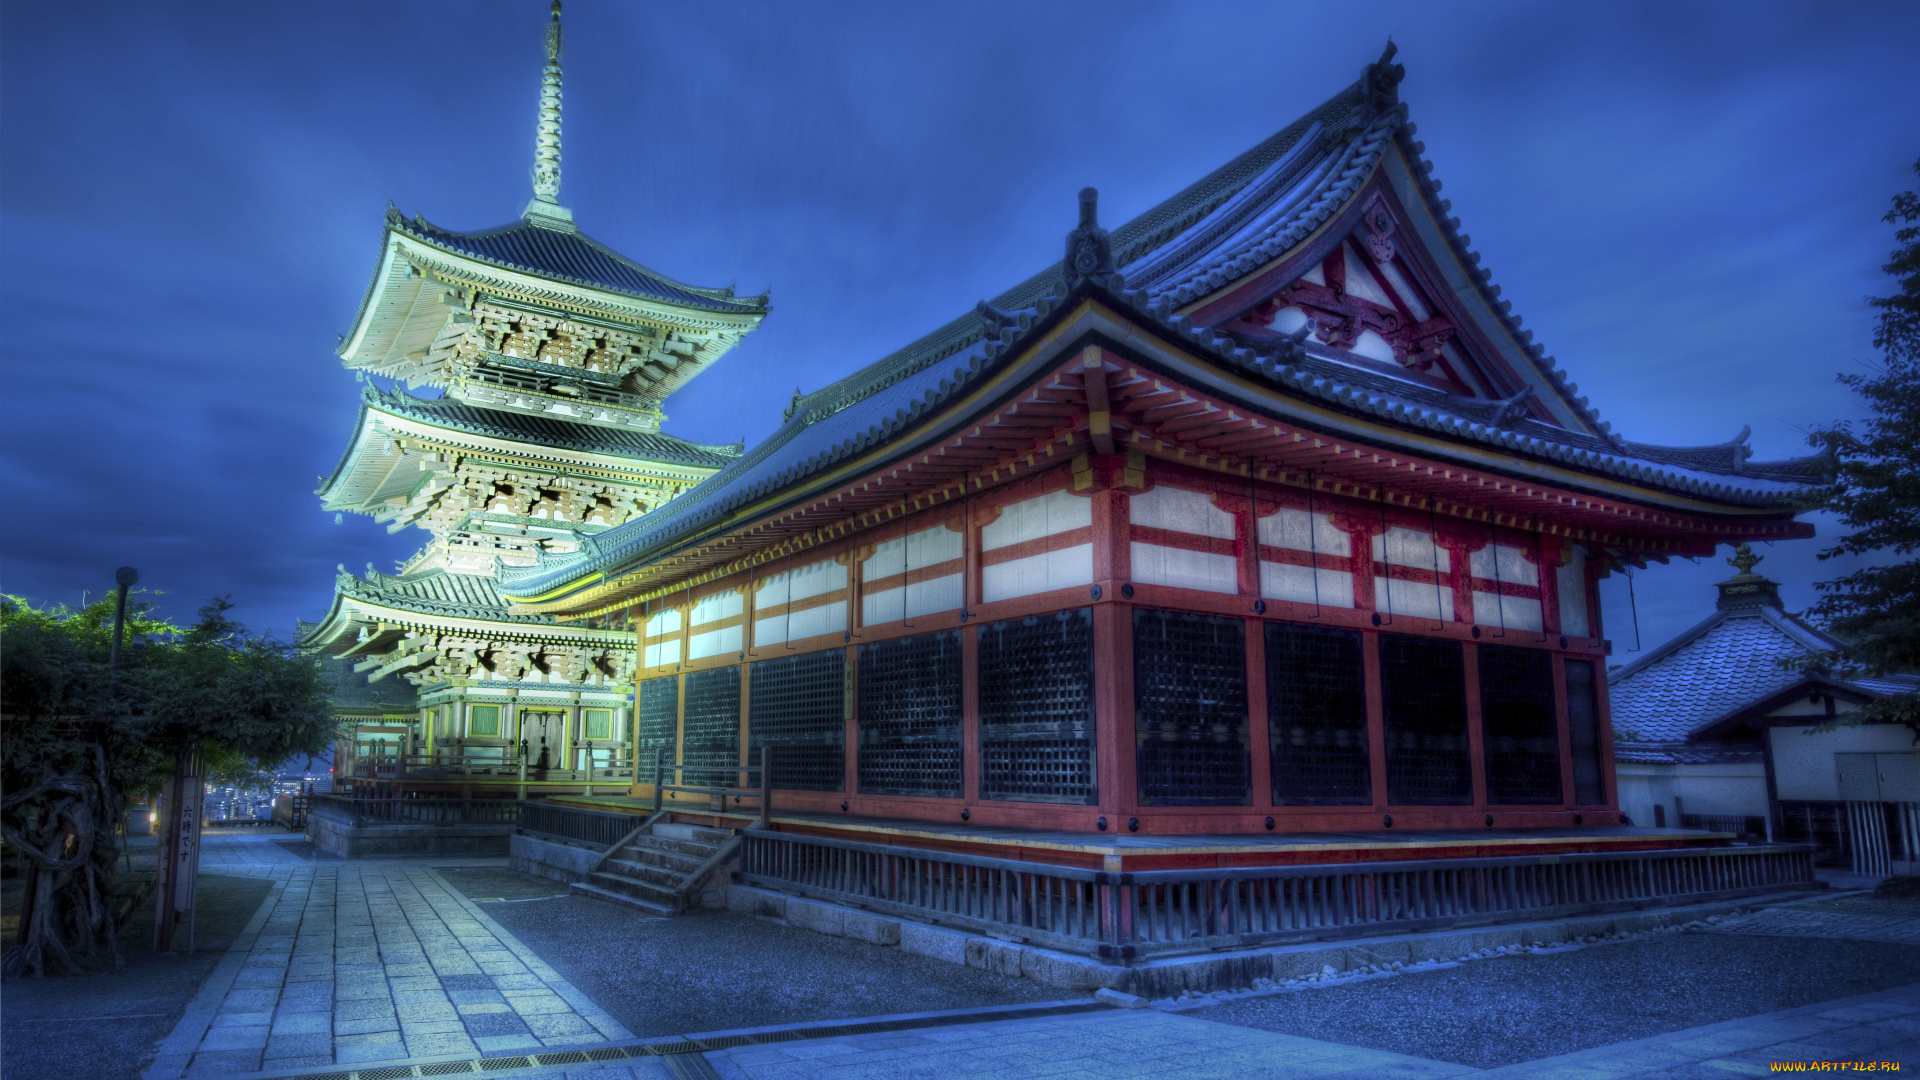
[1095,601,1137,820]
[1593,656,1620,811]
[1361,631,1388,812]
[1462,642,1488,810]
[1552,652,1577,816]
[1245,616,1272,812]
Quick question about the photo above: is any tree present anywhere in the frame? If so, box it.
[1,595,336,976]
[1796,158,1920,726]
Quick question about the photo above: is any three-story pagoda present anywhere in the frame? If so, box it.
[303,2,766,798]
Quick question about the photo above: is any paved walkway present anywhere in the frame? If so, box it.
[146,836,627,1077]
[1709,905,1920,945]
[137,838,1920,1079]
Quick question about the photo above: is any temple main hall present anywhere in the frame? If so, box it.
[495,44,1818,849]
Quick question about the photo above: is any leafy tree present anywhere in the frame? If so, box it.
[1,594,336,976]
[1797,158,1920,726]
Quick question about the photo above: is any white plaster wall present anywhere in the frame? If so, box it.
[1615,763,1676,828]
[1674,764,1770,817]
[1133,543,1239,594]
[1771,722,1920,802]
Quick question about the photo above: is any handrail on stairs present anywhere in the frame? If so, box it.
[674,833,744,905]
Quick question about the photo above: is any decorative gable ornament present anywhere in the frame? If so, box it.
[1063,187,1116,292]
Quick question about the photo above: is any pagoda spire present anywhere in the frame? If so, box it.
[524,0,572,224]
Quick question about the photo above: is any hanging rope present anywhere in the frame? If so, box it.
[1488,515,1507,639]
[1427,495,1445,631]
[1377,485,1394,626]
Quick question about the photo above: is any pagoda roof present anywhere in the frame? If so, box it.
[390,209,768,316]
[361,384,740,467]
[336,566,549,625]
[1608,596,1916,745]
[496,49,1825,612]
[318,384,739,513]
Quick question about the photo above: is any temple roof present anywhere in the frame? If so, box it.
[496,48,1825,609]
[361,384,740,467]
[390,210,768,316]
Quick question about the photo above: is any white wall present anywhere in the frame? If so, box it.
[1771,721,1920,801]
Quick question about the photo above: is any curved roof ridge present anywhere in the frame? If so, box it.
[393,209,769,315]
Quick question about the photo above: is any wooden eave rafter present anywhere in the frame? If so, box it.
[522,323,1807,622]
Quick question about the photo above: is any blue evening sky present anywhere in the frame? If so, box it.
[2,1,1916,659]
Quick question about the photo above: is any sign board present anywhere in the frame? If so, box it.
[170,775,203,912]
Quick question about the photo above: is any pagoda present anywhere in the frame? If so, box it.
[303,2,766,799]
[497,43,1823,856]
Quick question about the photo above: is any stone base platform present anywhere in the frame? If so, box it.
[723,882,1818,999]
[305,811,513,859]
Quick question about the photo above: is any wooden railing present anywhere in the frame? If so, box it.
[740,831,1819,961]
[519,801,649,848]
[648,748,773,827]
[350,750,637,785]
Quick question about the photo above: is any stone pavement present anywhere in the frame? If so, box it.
[706,1009,1473,1080]
[146,835,628,1077]
[1708,904,1920,945]
[129,840,1920,1080]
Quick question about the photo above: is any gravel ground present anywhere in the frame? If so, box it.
[436,866,1060,1036]
[1,873,274,1080]
[1188,932,1920,1068]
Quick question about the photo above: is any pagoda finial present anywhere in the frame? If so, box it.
[1716,541,1781,611]
[524,0,572,224]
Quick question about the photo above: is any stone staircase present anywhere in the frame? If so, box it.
[570,819,739,916]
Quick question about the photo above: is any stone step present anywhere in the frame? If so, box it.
[570,880,677,917]
[614,844,707,873]
[627,834,720,861]
[604,858,688,889]
[655,822,734,845]
[591,869,685,909]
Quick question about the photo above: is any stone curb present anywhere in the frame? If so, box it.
[143,872,294,1080]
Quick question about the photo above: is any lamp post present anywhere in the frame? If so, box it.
[109,566,138,669]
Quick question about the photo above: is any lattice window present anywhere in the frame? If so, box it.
[1565,659,1606,805]
[682,666,741,787]
[749,649,846,792]
[978,608,1096,805]
[1379,634,1471,805]
[1134,609,1249,806]
[1266,622,1371,805]
[857,631,962,797]
[1478,644,1562,805]
[635,677,678,771]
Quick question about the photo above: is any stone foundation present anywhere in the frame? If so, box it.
[304,811,513,859]
[724,883,1818,998]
